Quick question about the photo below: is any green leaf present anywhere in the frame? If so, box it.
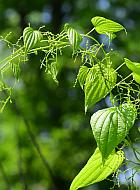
[23,27,43,51]
[91,16,125,35]
[64,24,82,50]
[84,65,117,112]
[70,148,124,190]
[124,58,140,84]
[132,72,140,84]
[108,33,116,40]
[124,58,140,75]
[90,103,137,159]
[77,66,90,89]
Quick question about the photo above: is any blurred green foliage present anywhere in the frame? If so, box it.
[0,0,140,190]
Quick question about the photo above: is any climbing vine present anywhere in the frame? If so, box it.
[0,16,140,189]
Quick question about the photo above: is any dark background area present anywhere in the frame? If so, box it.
[0,0,140,189]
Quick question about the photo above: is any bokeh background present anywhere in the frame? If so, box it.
[0,0,140,189]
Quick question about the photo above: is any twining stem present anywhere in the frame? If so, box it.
[95,43,104,57]
[116,73,132,86]
[16,127,28,190]
[118,84,140,94]
[0,31,69,73]
[85,27,95,35]
[115,62,125,72]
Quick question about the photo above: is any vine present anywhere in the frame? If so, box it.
[0,16,140,189]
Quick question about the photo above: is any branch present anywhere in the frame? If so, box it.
[11,98,59,190]
[16,127,29,190]
[0,162,12,190]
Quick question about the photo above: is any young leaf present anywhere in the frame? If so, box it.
[90,103,137,160]
[64,23,82,50]
[77,65,90,89]
[23,27,43,51]
[124,58,140,75]
[91,16,125,35]
[70,148,124,190]
[84,65,117,112]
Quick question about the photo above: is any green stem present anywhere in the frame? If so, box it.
[95,43,104,57]
[28,45,50,53]
[85,27,95,35]
[116,73,133,87]
[115,62,125,72]
[0,47,24,71]
[118,84,140,94]
[29,42,69,54]
[82,34,106,57]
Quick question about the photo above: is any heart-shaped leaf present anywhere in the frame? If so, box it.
[23,27,43,51]
[91,16,125,35]
[70,148,124,190]
[84,65,117,112]
[64,24,82,50]
[90,103,137,160]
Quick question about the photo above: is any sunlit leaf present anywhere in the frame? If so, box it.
[90,103,137,160]
[132,72,140,84]
[64,24,82,50]
[108,33,116,40]
[91,16,125,35]
[77,65,90,89]
[124,58,140,75]
[70,148,124,190]
[23,27,43,51]
[124,58,140,84]
[84,65,117,112]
